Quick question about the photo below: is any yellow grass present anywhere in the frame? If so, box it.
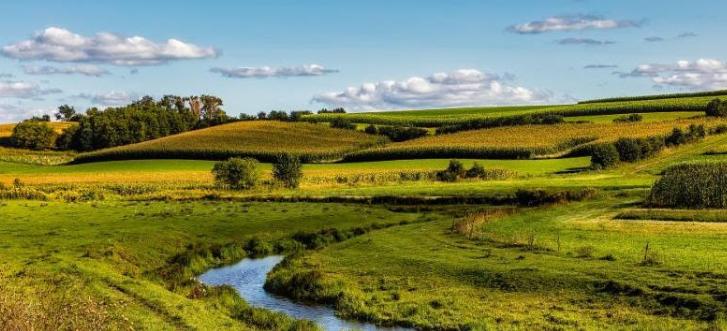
[0,122,75,138]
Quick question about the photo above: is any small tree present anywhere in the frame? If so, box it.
[614,138,643,162]
[212,157,259,189]
[364,124,378,135]
[706,99,727,117]
[10,120,56,150]
[465,162,487,178]
[273,153,303,188]
[55,104,77,121]
[330,117,356,130]
[590,144,619,169]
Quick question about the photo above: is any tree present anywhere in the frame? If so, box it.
[55,105,77,121]
[10,120,56,150]
[706,99,727,117]
[590,144,619,169]
[257,112,267,120]
[212,157,259,189]
[272,153,303,188]
[465,162,487,178]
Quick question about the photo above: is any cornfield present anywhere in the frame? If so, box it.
[344,117,727,161]
[649,161,727,208]
[73,121,385,163]
[0,122,75,138]
[305,95,721,127]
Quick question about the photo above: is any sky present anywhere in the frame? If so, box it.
[0,0,726,121]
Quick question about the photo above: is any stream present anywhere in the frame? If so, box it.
[199,255,413,331]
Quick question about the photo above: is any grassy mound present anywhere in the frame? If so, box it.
[73,121,384,163]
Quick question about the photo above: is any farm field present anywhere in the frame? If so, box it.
[344,116,727,161]
[0,122,74,138]
[563,111,703,123]
[73,121,385,163]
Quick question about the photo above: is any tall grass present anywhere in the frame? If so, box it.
[649,161,727,208]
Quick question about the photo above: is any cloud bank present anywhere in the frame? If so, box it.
[2,27,218,66]
[313,69,550,110]
[509,15,642,34]
[618,58,727,90]
[210,64,338,78]
[22,64,110,77]
[0,103,54,122]
[74,91,138,106]
[0,81,62,99]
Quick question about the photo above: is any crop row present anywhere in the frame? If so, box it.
[579,90,727,104]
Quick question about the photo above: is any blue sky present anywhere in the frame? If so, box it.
[0,0,725,121]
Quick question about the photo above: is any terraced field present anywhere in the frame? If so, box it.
[74,121,385,163]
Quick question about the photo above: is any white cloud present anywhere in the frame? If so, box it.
[2,27,218,66]
[0,80,62,99]
[312,69,550,110]
[509,15,642,34]
[0,103,54,122]
[210,64,338,78]
[618,58,727,90]
[557,38,614,46]
[74,91,138,106]
[22,64,110,77]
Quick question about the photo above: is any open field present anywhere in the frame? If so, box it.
[563,111,703,123]
[344,117,727,161]
[0,122,75,138]
[72,121,385,163]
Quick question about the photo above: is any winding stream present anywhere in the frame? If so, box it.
[199,255,412,331]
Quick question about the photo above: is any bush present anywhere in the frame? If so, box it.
[590,144,619,169]
[436,160,466,182]
[666,124,705,146]
[329,117,356,130]
[613,113,643,123]
[465,162,487,178]
[614,138,643,162]
[706,98,727,117]
[376,126,428,142]
[272,153,303,188]
[212,157,259,189]
[10,120,57,150]
[364,124,378,135]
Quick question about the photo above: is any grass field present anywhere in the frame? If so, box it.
[344,117,727,161]
[563,111,703,123]
[0,122,75,138]
[73,121,385,163]
[0,200,431,329]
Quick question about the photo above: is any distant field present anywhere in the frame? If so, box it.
[0,146,75,165]
[73,121,384,163]
[305,95,720,127]
[563,111,703,123]
[344,117,727,161]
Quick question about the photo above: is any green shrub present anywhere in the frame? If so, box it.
[613,113,643,123]
[436,160,466,182]
[590,144,619,169]
[706,98,727,117]
[376,126,428,142]
[10,120,57,150]
[614,138,643,162]
[212,157,259,189]
[666,124,705,146]
[330,117,356,130]
[273,153,303,188]
[364,124,378,134]
[465,162,487,178]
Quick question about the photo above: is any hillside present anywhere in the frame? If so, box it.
[73,120,385,163]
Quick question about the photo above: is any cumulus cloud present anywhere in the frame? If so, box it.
[0,104,54,122]
[0,80,62,99]
[644,36,664,42]
[22,64,110,77]
[557,38,614,46]
[210,64,338,79]
[2,27,218,66]
[508,14,642,34]
[312,69,550,110]
[584,64,618,69]
[74,91,138,106]
[617,58,727,90]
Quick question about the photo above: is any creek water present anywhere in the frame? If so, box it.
[198,255,413,331]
